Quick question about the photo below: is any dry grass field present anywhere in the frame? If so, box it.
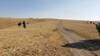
[0,18,99,56]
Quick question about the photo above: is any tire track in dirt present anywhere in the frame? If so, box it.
[58,24,98,56]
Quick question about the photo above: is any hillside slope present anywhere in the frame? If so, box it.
[0,19,99,56]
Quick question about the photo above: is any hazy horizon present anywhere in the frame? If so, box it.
[0,0,100,21]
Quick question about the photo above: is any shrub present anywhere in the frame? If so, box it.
[95,23,100,36]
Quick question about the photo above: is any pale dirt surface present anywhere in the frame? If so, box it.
[0,19,99,56]
[58,24,99,56]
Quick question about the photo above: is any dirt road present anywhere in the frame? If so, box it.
[58,24,98,56]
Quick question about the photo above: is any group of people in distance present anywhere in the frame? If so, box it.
[18,21,27,28]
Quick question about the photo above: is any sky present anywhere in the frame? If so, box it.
[0,0,100,21]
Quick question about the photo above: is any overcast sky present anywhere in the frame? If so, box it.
[0,0,100,21]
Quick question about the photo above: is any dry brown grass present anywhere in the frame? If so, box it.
[0,18,99,56]
[62,20,99,39]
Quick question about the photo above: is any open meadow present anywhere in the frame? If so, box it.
[0,18,99,56]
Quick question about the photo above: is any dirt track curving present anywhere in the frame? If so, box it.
[58,24,98,56]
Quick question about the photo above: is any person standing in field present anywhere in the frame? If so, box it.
[23,21,26,28]
[18,22,21,27]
